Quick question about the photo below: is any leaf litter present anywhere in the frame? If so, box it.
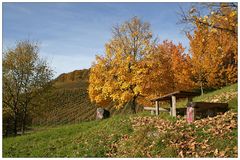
[107,110,237,157]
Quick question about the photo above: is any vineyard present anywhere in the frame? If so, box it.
[32,69,143,126]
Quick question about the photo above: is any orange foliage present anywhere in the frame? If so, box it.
[89,18,195,109]
[143,41,195,99]
[188,3,237,90]
[89,4,238,110]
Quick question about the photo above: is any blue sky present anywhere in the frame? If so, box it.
[3,2,192,77]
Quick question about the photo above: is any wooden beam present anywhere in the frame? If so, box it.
[150,91,200,102]
[155,101,159,115]
[144,107,156,110]
[171,96,176,117]
[144,107,168,112]
[187,102,228,110]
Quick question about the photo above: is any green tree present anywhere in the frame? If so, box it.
[3,40,53,135]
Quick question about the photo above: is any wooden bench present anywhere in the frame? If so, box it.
[144,107,168,115]
[144,107,187,115]
[186,102,228,123]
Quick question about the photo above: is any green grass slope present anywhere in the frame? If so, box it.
[3,83,238,158]
[3,115,133,157]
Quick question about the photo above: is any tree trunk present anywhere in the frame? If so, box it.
[5,118,10,137]
[131,97,137,114]
[13,113,18,136]
[21,112,26,135]
[21,101,29,135]
[200,82,204,95]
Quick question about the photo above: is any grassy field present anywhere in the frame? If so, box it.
[3,115,133,157]
[3,83,238,158]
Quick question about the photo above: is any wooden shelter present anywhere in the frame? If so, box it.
[150,91,201,117]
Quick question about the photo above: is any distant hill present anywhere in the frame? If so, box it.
[55,69,89,82]
[53,69,90,90]
[32,69,142,126]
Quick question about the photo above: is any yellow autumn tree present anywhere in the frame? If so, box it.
[89,17,156,113]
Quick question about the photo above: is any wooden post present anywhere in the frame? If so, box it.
[171,96,176,117]
[155,101,159,115]
[170,98,172,116]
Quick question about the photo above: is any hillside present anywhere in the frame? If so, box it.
[54,69,89,89]
[3,83,238,157]
[32,69,142,126]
